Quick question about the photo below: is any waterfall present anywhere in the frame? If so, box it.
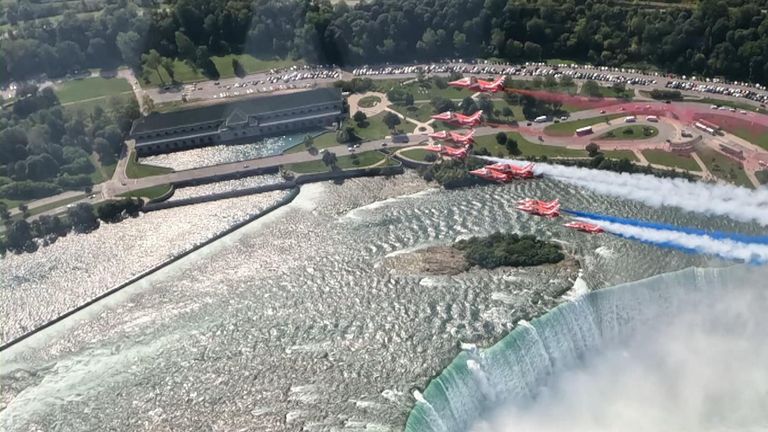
[405,265,761,432]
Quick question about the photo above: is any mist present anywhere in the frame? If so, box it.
[472,269,768,432]
[479,157,768,225]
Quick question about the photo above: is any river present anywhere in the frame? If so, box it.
[0,172,752,431]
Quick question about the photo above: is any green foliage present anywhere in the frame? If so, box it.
[0,181,62,200]
[586,142,600,156]
[756,170,768,185]
[383,112,402,130]
[67,202,99,233]
[648,89,683,101]
[96,198,142,223]
[454,232,565,268]
[420,159,485,189]
[582,80,601,98]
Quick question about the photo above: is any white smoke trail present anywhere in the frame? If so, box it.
[479,157,768,225]
[577,218,768,263]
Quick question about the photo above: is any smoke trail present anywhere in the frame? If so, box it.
[478,156,768,225]
[563,209,768,245]
[575,218,768,264]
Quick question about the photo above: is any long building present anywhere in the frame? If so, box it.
[130,88,344,156]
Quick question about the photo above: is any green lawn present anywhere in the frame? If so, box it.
[375,78,469,101]
[119,184,173,201]
[490,100,525,121]
[284,150,387,173]
[602,149,639,161]
[544,114,625,136]
[211,54,300,78]
[399,148,434,162]
[387,103,435,122]
[692,98,767,115]
[474,133,587,158]
[642,149,700,171]
[62,93,135,115]
[89,153,117,184]
[726,126,768,152]
[600,125,659,140]
[545,58,578,65]
[143,60,205,86]
[126,151,174,178]
[696,146,752,187]
[54,77,132,104]
[358,95,382,108]
[581,85,634,99]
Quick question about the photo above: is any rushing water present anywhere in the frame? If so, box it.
[140,133,314,171]
[0,173,758,431]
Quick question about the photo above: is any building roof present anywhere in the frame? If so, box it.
[131,87,342,135]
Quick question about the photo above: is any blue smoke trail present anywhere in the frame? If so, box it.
[562,209,768,245]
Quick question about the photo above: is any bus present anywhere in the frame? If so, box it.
[575,126,593,136]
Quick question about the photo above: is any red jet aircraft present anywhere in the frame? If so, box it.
[469,167,513,183]
[448,76,505,93]
[516,198,561,218]
[424,142,473,160]
[563,221,604,234]
[485,162,535,179]
[430,110,483,127]
[428,129,476,144]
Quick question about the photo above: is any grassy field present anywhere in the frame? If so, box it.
[544,114,625,136]
[285,150,387,173]
[696,146,752,187]
[358,95,382,108]
[126,151,174,178]
[399,148,434,162]
[375,79,469,101]
[54,77,132,104]
[387,103,435,122]
[642,149,700,171]
[62,93,135,115]
[581,85,634,99]
[119,184,173,200]
[726,126,768,151]
[490,100,525,121]
[89,153,117,184]
[211,54,300,78]
[602,149,639,161]
[692,98,767,114]
[600,125,659,140]
[143,55,301,86]
[474,133,587,158]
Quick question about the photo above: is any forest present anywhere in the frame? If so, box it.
[454,232,565,268]
[3,0,768,85]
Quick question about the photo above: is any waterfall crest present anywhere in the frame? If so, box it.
[405,266,758,432]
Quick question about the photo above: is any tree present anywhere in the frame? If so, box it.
[142,94,155,114]
[175,32,196,61]
[505,138,519,155]
[559,75,574,88]
[495,132,508,145]
[0,202,10,223]
[232,58,246,77]
[586,142,601,156]
[404,93,415,107]
[6,219,34,252]
[322,151,338,168]
[582,80,602,98]
[25,154,59,180]
[612,81,627,96]
[352,110,367,125]
[460,97,478,115]
[18,203,29,218]
[523,41,542,60]
[383,112,401,130]
[303,135,314,149]
[67,202,99,233]
[431,97,456,114]
[502,106,514,119]
[161,57,176,83]
[116,31,142,67]
[142,49,164,84]
[543,75,558,88]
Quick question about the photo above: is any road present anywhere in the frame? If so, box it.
[104,136,429,197]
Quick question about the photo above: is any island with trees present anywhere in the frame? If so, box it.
[454,232,565,269]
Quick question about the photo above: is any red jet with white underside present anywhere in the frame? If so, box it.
[516,198,561,218]
[448,76,505,93]
[429,129,476,144]
[430,110,484,127]
[469,167,513,183]
[424,142,473,160]
[563,221,604,234]
[485,162,535,179]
